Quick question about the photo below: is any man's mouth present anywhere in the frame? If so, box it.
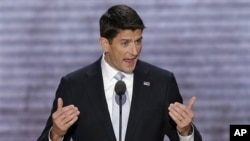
[124,58,136,65]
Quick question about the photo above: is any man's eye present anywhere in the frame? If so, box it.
[121,41,129,47]
[135,39,142,45]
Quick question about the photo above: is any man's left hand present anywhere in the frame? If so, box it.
[168,96,196,136]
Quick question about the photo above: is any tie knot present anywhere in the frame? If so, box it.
[114,72,125,80]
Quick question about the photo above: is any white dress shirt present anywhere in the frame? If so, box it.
[101,55,133,120]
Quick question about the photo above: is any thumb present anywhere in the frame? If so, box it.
[187,96,197,110]
[57,97,63,110]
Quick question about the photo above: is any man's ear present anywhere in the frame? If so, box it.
[99,37,110,53]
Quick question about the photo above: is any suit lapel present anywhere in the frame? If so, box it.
[125,61,152,141]
[85,59,116,141]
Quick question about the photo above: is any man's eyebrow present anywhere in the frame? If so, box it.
[120,37,143,41]
[121,39,131,41]
[136,37,143,40]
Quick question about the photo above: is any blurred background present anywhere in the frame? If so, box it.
[0,0,250,141]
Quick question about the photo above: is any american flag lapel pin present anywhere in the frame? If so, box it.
[143,81,150,86]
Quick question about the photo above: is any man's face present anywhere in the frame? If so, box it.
[103,29,143,73]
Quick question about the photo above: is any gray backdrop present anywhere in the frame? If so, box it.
[0,0,250,141]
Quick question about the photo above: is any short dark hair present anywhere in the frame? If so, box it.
[99,4,145,44]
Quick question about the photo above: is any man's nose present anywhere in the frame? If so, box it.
[129,44,139,55]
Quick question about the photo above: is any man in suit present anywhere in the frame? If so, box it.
[38,4,202,141]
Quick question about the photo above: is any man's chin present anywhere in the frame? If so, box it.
[123,67,135,74]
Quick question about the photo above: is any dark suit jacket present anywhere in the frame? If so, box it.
[38,57,202,141]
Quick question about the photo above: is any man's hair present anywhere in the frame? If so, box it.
[99,4,145,44]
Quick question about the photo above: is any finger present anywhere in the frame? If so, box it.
[63,116,79,129]
[60,107,80,123]
[174,102,194,120]
[53,105,76,120]
[168,104,185,121]
[52,106,79,132]
[59,109,80,131]
[169,103,194,123]
[57,98,63,110]
[187,96,196,110]
[172,103,186,117]
[169,110,181,124]
[169,106,191,129]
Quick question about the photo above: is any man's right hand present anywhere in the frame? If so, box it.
[50,98,80,141]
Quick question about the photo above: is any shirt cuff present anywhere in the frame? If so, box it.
[177,125,194,141]
[48,127,64,141]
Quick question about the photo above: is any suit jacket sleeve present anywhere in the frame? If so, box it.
[164,73,202,141]
[37,77,75,141]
